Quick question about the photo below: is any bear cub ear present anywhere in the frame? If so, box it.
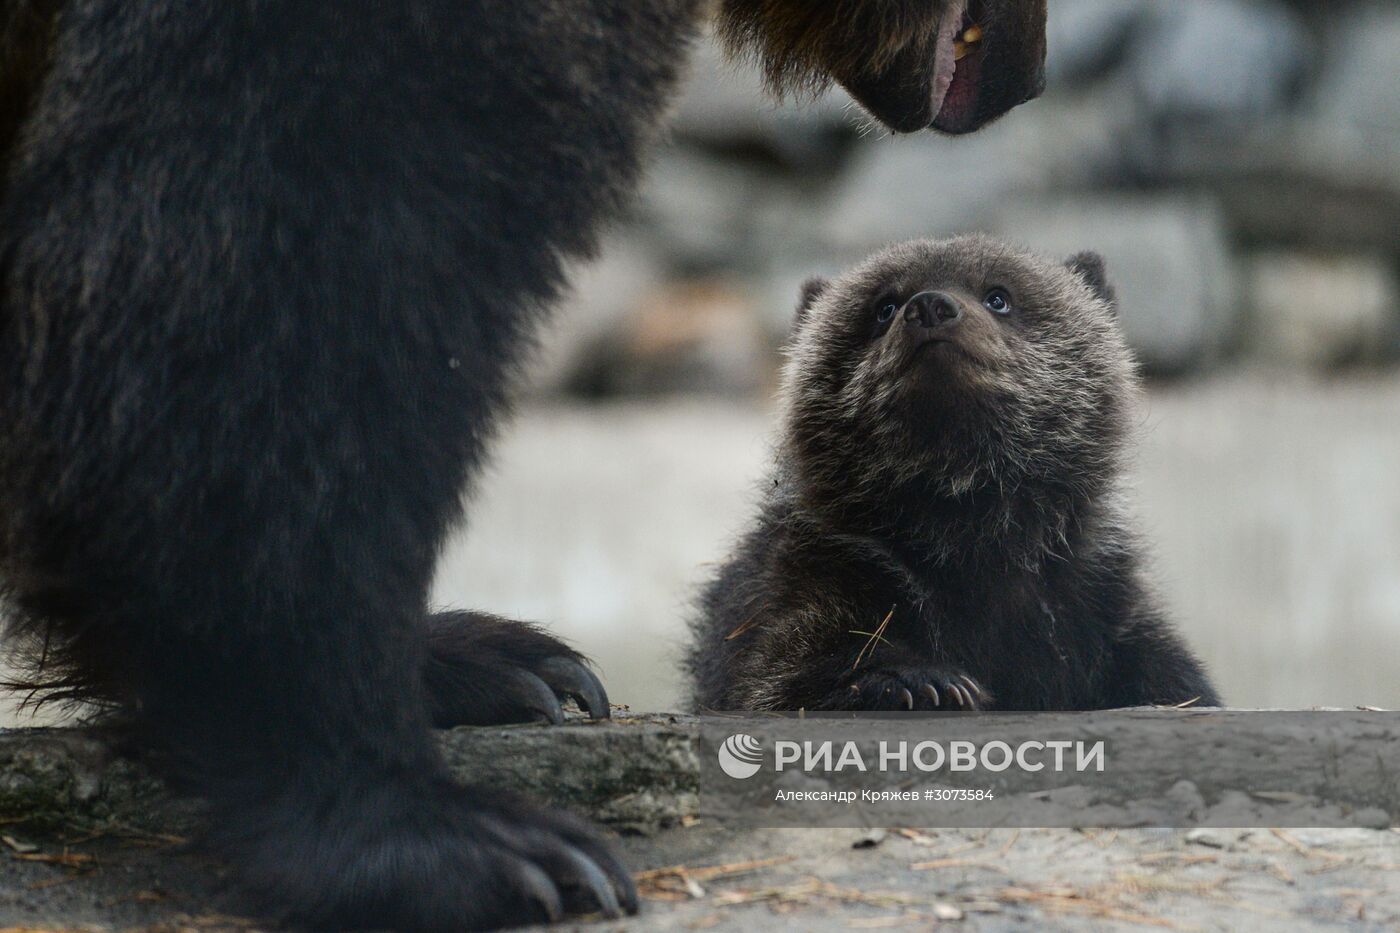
[1065,252,1116,310]
[795,277,830,323]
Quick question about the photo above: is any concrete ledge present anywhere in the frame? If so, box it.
[0,713,701,837]
[437,712,700,832]
[5,709,1398,837]
[2,712,1400,931]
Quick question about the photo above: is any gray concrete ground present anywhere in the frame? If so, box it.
[614,823,1400,932]
[4,823,1396,931]
[1,717,1397,932]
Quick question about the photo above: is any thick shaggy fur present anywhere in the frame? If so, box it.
[0,2,700,929]
[719,0,953,95]
[0,0,61,173]
[0,2,1045,930]
[688,237,1220,712]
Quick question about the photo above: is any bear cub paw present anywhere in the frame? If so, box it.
[827,668,990,711]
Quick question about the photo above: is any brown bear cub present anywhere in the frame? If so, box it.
[687,236,1219,712]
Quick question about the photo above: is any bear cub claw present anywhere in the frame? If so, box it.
[833,668,989,711]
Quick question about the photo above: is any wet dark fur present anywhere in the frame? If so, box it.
[0,2,1045,930]
[688,237,1220,713]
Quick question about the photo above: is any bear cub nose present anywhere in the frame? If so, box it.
[903,290,961,329]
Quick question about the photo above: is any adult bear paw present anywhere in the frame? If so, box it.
[824,668,990,711]
[424,610,611,726]
[220,779,637,931]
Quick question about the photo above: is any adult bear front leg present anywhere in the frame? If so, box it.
[424,610,612,726]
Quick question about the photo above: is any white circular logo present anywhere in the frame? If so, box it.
[717,733,764,779]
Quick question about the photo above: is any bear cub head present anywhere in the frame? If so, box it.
[780,235,1136,547]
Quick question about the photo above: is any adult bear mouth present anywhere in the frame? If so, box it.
[833,0,1044,135]
[931,1,987,134]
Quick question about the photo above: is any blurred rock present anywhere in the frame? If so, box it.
[563,278,771,398]
[819,92,1126,253]
[1243,252,1398,369]
[670,36,859,170]
[1135,121,1400,256]
[1127,0,1308,123]
[556,0,1400,392]
[528,234,667,394]
[1311,3,1400,152]
[1116,3,1400,259]
[635,147,774,269]
[748,251,850,343]
[1047,0,1154,84]
[988,195,1238,372]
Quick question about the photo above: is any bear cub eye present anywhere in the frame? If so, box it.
[876,301,899,324]
[983,288,1013,315]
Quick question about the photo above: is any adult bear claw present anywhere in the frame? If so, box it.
[424,610,613,727]
[535,655,610,719]
[479,807,634,922]
[221,779,638,931]
[494,665,570,726]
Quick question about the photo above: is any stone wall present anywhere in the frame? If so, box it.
[534,0,1400,395]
